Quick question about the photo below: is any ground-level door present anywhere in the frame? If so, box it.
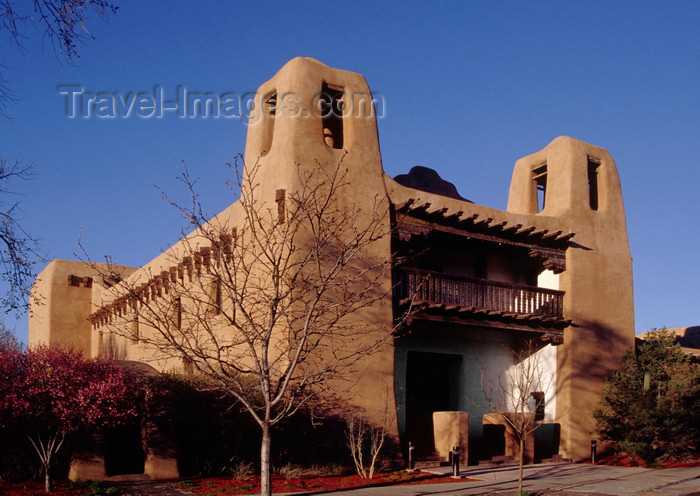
[405,351,462,456]
[104,422,145,476]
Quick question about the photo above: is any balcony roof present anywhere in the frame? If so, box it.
[395,199,575,248]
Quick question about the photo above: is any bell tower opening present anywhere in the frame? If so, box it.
[320,82,344,149]
[532,163,547,212]
[587,157,600,211]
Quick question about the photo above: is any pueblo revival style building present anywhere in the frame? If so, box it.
[29,58,635,479]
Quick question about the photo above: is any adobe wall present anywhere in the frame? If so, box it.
[29,260,136,355]
[241,58,397,428]
[507,136,635,460]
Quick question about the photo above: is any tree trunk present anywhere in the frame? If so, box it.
[27,432,62,494]
[518,436,524,495]
[260,422,272,496]
[44,464,51,494]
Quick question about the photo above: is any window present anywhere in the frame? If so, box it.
[68,275,93,287]
[531,391,545,421]
[587,157,600,211]
[532,164,547,212]
[208,278,222,315]
[320,83,344,149]
[275,189,286,224]
[171,297,182,329]
[130,314,140,343]
[182,357,194,375]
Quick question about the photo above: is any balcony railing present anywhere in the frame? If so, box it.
[396,268,564,319]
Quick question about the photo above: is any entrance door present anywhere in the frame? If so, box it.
[104,422,145,476]
[482,423,506,460]
[405,351,461,456]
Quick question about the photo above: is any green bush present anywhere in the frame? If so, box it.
[68,479,121,496]
[594,329,700,464]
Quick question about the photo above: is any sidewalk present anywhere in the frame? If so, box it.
[278,463,700,496]
[113,462,700,496]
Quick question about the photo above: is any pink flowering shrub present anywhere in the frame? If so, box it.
[0,345,137,492]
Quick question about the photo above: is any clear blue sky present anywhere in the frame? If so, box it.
[1,1,698,344]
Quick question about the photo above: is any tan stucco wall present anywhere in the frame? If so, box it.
[507,136,635,460]
[433,411,469,464]
[243,57,397,431]
[29,260,137,354]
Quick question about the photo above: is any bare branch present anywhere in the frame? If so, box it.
[476,339,564,495]
[82,156,411,495]
[0,0,118,116]
[0,157,41,313]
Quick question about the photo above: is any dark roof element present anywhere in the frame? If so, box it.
[395,199,575,245]
[395,199,574,273]
[393,166,472,202]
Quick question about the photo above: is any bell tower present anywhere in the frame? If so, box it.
[242,57,397,429]
[243,57,387,201]
[508,136,635,460]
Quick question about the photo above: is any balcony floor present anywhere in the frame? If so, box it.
[397,298,569,344]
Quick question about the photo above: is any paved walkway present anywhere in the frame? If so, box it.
[112,463,700,496]
[110,480,199,496]
[283,463,700,496]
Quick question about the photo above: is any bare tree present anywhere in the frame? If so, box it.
[478,339,559,496]
[346,387,393,479]
[0,318,21,350]
[0,0,118,115]
[0,157,40,313]
[346,416,387,479]
[88,157,404,496]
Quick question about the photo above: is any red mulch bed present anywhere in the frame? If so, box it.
[0,481,85,496]
[594,454,700,469]
[172,472,473,495]
[1,472,474,496]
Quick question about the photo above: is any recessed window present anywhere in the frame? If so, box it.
[182,357,194,375]
[68,275,93,287]
[171,297,182,329]
[130,314,140,343]
[208,278,222,315]
[532,391,545,421]
[587,157,600,211]
[532,164,547,212]
[275,189,286,224]
[320,83,344,149]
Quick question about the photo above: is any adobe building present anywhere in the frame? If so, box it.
[29,57,635,478]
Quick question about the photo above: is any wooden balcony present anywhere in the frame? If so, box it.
[396,268,565,322]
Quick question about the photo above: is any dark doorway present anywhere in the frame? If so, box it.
[482,423,506,460]
[534,423,561,462]
[104,422,145,476]
[405,351,461,456]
